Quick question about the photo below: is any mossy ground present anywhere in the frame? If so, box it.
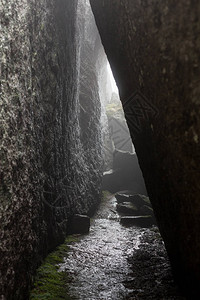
[101,190,112,201]
[30,192,110,299]
[30,236,79,300]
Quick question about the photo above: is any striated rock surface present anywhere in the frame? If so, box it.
[90,0,200,297]
[0,1,105,298]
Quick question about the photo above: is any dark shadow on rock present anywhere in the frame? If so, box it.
[67,214,90,234]
[120,215,155,228]
[124,228,185,299]
[117,202,138,215]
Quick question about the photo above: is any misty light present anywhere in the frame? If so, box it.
[107,62,119,94]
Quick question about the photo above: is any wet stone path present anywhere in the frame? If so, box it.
[59,195,185,300]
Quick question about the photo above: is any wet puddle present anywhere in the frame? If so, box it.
[59,195,145,299]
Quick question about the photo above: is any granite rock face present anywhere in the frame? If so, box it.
[0,1,105,298]
[90,0,200,297]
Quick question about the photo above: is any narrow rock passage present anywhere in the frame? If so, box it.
[59,194,185,300]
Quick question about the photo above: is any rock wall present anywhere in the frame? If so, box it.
[90,0,200,297]
[0,1,104,298]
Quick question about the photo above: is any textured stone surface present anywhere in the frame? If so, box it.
[0,0,105,298]
[90,0,200,296]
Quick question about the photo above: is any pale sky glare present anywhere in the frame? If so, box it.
[107,62,119,94]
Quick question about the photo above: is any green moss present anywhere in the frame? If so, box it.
[102,190,112,201]
[30,235,79,300]
[106,102,123,117]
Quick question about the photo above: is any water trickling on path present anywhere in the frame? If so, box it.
[59,195,145,299]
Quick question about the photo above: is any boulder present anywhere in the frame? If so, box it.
[120,216,155,228]
[115,193,130,203]
[139,205,154,217]
[129,194,152,209]
[117,190,136,195]
[116,193,152,209]
[68,215,90,234]
[117,202,139,216]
